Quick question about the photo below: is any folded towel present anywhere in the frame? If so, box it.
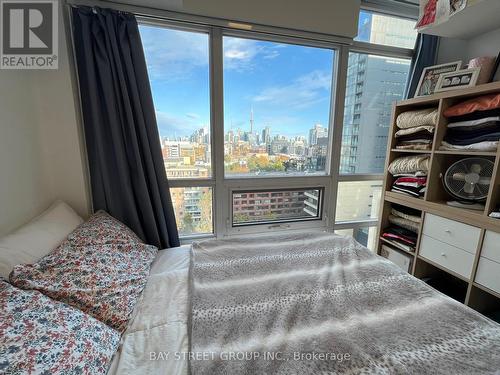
[440,141,498,151]
[388,155,430,175]
[395,125,435,137]
[444,93,500,118]
[388,215,420,233]
[443,132,500,146]
[391,206,421,223]
[391,185,426,198]
[447,108,500,123]
[446,122,500,138]
[396,108,438,129]
[447,116,500,129]
[395,144,432,150]
[397,131,434,143]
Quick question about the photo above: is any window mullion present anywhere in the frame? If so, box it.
[328,45,350,231]
[209,27,226,238]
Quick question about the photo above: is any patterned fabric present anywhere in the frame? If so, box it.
[10,211,158,333]
[0,280,120,375]
[395,125,435,137]
[396,108,438,129]
[395,143,432,150]
[444,93,500,118]
[388,215,420,233]
[67,210,141,246]
[190,232,500,374]
[388,155,430,175]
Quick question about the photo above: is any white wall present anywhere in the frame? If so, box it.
[121,0,360,38]
[0,3,90,236]
[0,70,52,235]
[437,27,500,77]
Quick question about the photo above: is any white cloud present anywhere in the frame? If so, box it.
[155,111,206,137]
[252,70,332,109]
[185,113,200,120]
[140,25,209,82]
[223,38,284,71]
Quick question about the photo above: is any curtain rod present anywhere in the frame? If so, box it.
[65,0,354,46]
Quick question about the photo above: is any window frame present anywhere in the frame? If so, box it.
[332,7,416,242]
[132,8,416,241]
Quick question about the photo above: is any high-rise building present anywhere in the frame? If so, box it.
[340,12,413,174]
[261,126,271,145]
[308,124,327,146]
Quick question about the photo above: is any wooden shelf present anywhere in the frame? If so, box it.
[377,81,500,313]
[417,255,470,283]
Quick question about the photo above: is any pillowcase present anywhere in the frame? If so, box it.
[0,280,120,375]
[396,108,438,129]
[0,200,83,279]
[444,93,500,118]
[10,211,158,333]
[66,210,141,246]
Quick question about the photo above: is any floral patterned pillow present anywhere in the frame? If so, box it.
[67,210,142,246]
[10,212,158,333]
[0,280,120,374]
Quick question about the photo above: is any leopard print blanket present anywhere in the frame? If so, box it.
[189,231,500,374]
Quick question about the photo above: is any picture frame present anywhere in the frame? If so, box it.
[414,61,462,98]
[435,67,481,92]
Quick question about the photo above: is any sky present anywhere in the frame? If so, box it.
[139,25,336,139]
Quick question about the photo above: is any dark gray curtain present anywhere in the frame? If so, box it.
[71,6,180,248]
[404,33,440,99]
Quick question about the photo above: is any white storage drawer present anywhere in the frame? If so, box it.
[475,256,500,294]
[419,235,475,278]
[422,213,480,254]
[481,230,500,264]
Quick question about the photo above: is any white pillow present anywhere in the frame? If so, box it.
[0,201,84,279]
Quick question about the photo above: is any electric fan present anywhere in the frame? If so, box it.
[441,158,494,210]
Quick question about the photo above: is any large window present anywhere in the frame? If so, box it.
[340,53,411,174]
[139,9,416,239]
[335,10,416,243]
[232,188,322,226]
[355,10,417,49]
[140,25,213,236]
[223,36,335,177]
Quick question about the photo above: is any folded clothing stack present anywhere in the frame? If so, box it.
[383,204,421,252]
[441,93,500,152]
[388,155,430,198]
[489,205,500,219]
[395,108,438,150]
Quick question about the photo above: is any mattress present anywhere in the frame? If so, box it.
[108,245,190,375]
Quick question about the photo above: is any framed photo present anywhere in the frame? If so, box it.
[435,67,481,92]
[414,61,462,97]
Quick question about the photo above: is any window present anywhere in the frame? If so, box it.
[223,36,335,177]
[335,227,378,251]
[355,10,417,49]
[335,10,416,243]
[139,8,415,239]
[335,181,383,222]
[232,188,322,226]
[170,187,213,236]
[340,53,411,174]
[140,25,213,237]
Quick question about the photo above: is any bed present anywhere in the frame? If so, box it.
[109,231,500,375]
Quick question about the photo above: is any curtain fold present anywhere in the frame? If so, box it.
[71,6,180,248]
[404,33,440,99]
